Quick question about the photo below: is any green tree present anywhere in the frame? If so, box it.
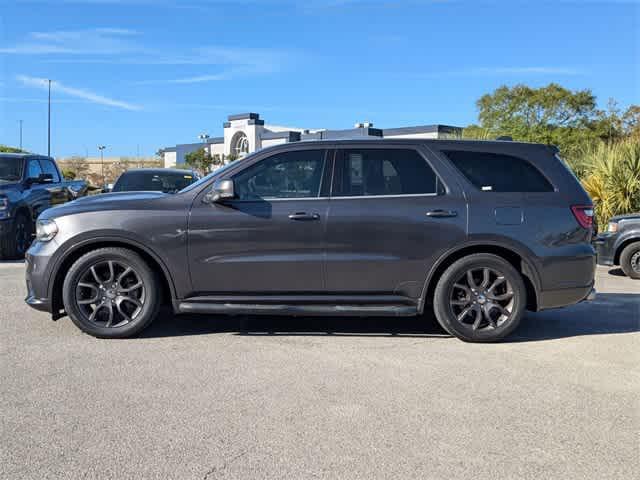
[185,148,214,174]
[61,169,76,180]
[0,145,25,153]
[62,156,90,179]
[472,83,600,158]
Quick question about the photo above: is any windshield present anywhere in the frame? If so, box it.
[0,157,24,182]
[113,171,197,193]
[178,162,239,193]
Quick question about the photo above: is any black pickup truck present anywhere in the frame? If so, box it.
[0,153,88,259]
[595,213,640,279]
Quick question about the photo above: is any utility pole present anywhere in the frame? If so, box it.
[19,120,23,150]
[47,79,51,157]
[98,145,107,188]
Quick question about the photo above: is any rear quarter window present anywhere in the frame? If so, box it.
[442,150,554,193]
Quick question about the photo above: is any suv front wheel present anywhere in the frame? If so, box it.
[433,253,527,342]
[619,241,640,279]
[62,247,160,338]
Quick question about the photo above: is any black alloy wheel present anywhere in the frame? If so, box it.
[63,247,160,338]
[433,253,527,342]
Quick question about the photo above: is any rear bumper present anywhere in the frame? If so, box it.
[539,283,596,310]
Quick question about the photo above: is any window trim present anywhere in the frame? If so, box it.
[229,148,330,202]
[330,147,447,199]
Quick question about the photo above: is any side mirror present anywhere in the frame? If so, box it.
[38,173,54,184]
[205,179,235,203]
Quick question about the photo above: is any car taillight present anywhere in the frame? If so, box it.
[571,205,594,229]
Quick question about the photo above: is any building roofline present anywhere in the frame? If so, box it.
[382,124,463,136]
[260,131,302,141]
[227,112,260,121]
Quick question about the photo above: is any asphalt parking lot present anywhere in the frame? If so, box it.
[1,263,638,480]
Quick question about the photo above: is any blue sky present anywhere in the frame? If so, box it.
[0,0,638,158]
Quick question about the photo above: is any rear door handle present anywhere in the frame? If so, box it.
[288,212,320,221]
[426,209,458,218]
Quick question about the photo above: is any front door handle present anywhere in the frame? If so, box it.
[426,209,458,218]
[288,212,320,221]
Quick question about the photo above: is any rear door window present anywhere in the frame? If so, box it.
[333,148,442,197]
[442,150,554,192]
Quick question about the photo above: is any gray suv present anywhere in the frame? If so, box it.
[25,140,596,342]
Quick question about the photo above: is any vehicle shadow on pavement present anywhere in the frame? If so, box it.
[506,293,639,343]
[140,310,450,339]
[140,293,639,341]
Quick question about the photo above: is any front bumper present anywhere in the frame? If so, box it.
[593,234,617,266]
[24,241,58,315]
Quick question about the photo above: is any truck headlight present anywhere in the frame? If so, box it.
[0,196,8,219]
[607,221,619,233]
[35,219,58,242]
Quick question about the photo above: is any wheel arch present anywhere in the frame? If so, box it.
[614,236,640,265]
[419,242,541,314]
[50,237,176,315]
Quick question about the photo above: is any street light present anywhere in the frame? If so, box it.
[98,145,107,188]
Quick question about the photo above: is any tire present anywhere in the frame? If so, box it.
[620,241,640,280]
[432,253,527,343]
[0,211,33,260]
[62,247,160,338]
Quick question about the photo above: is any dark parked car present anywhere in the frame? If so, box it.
[110,168,199,194]
[595,213,640,279]
[25,140,596,342]
[0,153,87,259]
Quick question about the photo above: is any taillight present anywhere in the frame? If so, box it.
[571,205,594,229]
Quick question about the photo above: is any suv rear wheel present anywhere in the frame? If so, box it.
[433,253,527,342]
[620,241,640,279]
[62,247,160,338]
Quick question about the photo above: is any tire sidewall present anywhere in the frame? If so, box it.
[62,248,159,338]
[433,254,527,342]
[620,242,640,280]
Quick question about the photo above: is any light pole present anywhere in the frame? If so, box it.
[98,145,106,188]
[19,120,23,151]
[47,79,51,157]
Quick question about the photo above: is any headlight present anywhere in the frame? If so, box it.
[35,219,58,242]
[0,197,8,219]
[607,221,619,233]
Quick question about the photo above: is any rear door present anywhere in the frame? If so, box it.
[324,145,468,298]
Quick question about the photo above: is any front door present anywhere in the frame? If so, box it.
[324,146,468,299]
[188,148,330,295]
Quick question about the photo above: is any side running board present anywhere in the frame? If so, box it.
[177,302,417,317]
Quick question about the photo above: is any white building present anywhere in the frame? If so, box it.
[159,112,462,168]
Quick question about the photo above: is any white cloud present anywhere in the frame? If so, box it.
[0,28,142,55]
[17,75,141,111]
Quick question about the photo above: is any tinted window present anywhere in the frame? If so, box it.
[233,150,326,200]
[0,157,24,182]
[113,171,197,193]
[27,159,42,180]
[334,149,440,197]
[39,159,60,182]
[443,150,554,192]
